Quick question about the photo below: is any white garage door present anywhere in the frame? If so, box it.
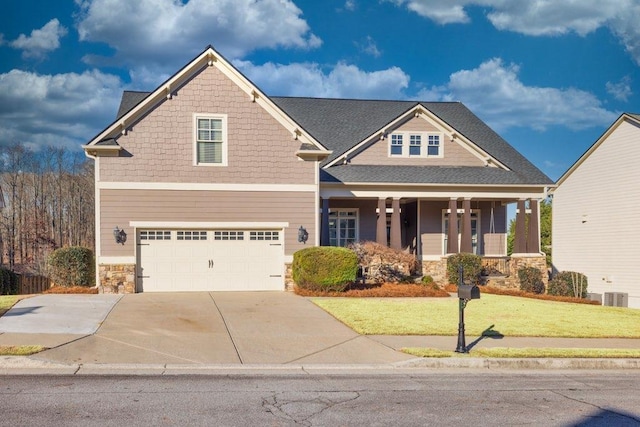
[137,229,284,292]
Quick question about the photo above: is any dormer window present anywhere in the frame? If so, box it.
[428,134,440,156]
[390,134,403,155]
[389,132,443,158]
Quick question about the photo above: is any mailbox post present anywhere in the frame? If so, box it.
[455,264,480,353]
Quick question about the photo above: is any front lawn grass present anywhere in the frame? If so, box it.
[0,345,45,356]
[0,295,19,317]
[312,294,640,338]
[402,347,640,358]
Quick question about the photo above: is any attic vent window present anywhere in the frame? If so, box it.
[194,114,228,166]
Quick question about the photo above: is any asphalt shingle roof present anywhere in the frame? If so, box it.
[321,165,542,185]
[271,97,552,185]
[112,92,552,185]
[116,91,150,120]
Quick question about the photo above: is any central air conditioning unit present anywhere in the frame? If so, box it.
[604,292,628,307]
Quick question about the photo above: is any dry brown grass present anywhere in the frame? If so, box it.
[44,286,99,294]
[443,283,599,305]
[295,282,450,298]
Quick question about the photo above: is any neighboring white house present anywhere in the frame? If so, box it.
[552,113,640,309]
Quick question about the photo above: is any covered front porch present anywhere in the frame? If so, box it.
[318,186,547,284]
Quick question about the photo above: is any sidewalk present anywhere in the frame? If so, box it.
[1,292,639,373]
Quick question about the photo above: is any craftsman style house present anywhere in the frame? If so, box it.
[83,45,553,293]
[553,113,640,308]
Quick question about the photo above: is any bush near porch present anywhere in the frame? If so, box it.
[292,246,358,292]
[349,241,420,283]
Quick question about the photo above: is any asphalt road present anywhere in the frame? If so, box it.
[2,370,640,426]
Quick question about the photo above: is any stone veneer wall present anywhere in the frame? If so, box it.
[284,263,295,291]
[99,264,136,294]
[422,258,449,284]
[423,254,548,290]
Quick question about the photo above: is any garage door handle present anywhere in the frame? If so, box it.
[208,260,214,268]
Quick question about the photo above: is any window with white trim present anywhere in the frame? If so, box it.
[194,114,227,165]
[329,209,358,247]
[250,231,279,241]
[177,231,207,240]
[388,132,443,158]
[214,231,244,240]
[428,134,440,156]
[140,230,171,240]
[390,134,403,156]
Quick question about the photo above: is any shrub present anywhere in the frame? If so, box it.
[421,275,434,285]
[292,246,358,292]
[548,271,588,298]
[0,268,18,295]
[349,241,419,283]
[446,253,482,285]
[517,267,545,294]
[47,246,95,288]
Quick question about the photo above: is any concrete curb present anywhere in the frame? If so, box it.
[1,356,639,375]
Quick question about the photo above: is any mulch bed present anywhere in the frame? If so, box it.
[294,282,451,298]
[43,286,99,294]
[443,283,600,305]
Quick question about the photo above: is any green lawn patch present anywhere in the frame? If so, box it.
[312,294,640,338]
[0,295,19,317]
[0,345,45,356]
[402,347,640,358]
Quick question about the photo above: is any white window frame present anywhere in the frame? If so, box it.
[388,131,443,158]
[328,208,359,247]
[193,113,228,166]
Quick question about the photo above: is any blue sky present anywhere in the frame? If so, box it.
[1,0,639,180]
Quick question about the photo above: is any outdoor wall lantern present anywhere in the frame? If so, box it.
[297,225,309,244]
[455,264,480,353]
[113,226,127,245]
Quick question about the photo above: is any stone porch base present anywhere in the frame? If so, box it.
[422,254,548,289]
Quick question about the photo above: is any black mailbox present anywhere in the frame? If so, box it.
[458,284,480,300]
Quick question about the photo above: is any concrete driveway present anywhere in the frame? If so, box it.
[1,292,414,365]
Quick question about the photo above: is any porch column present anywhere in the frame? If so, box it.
[390,198,402,250]
[447,199,459,254]
[376,198,387,246]
[514,199,527,253]
[460,199,473,253]
[527,199,540,253]
[320,197,330,246]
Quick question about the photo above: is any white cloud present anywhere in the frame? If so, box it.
[358,36,382,58]
[418,58,618,131]
[392,1,640,64]
[235,60,410,99]
[606,76,633,101]
[8,19,68,59]
[0,69,123,151]
[75,0,321,70]
[344,0,356,11]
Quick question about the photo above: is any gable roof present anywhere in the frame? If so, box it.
[84,45,329,156]
[271,97,552,184]
[555,113,640,187]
